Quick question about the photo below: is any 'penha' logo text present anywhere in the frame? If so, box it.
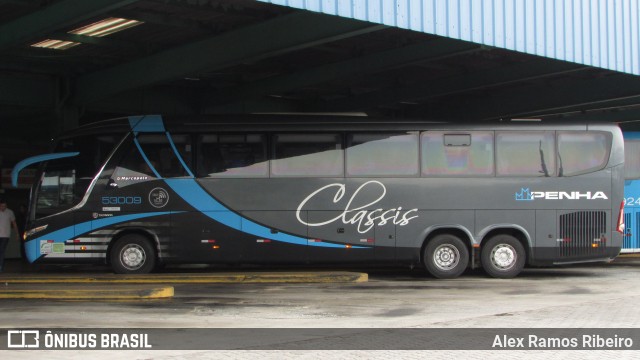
[296,181,419,234]
[515,188,608,201]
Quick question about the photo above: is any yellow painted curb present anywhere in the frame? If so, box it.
[0,271,368,284]
[0,286,174,299]
[618,253,640,258]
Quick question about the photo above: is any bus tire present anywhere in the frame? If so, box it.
[481,234,525,279]
[423,234,469,279]
[110,234,156,274]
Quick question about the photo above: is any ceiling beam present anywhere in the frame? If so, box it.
[112,9,215,32]
[203,37,483,113]
[423,73,640,121]
[52,32,143,52]
[323,57,587,112]
[0,0,37,5]
[529,96,640,119]
[0,0,139,49]
[73,11,385,104]
[84,87,200,116]
[546,106,640,124]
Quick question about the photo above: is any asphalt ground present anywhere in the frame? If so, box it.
[0,256,638,298]
[0,255,639,359]
[0,259,368,299]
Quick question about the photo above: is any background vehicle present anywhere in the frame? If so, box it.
[623,132,640,253]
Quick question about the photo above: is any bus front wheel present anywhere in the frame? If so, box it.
[110,235,156,274]
[480,234,525,278]
[423,234,469,279]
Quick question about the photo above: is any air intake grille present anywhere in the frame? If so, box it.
[558,211,607,257]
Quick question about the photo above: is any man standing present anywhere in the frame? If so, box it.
[0,199,20,272]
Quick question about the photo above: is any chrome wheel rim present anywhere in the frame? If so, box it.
[491,244,517,270]
[433,244,460,271]
[120,244,146,270]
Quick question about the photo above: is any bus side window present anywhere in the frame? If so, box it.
[346,133,419,177]
[421,131,494,176]
[198,134,268,178]
[496,131,555,177]
[201,144,225,175]
[136,134,192,178]
[557,132,610,177]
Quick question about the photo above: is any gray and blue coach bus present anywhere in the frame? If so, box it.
[12,115,625,278]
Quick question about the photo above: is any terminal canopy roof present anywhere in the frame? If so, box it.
[0,0,639,159]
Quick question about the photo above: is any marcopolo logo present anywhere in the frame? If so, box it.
[149,187,169,208]
[515,188,608,201]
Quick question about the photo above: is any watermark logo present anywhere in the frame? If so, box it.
[7,330,39,348]
[5,330,152,349]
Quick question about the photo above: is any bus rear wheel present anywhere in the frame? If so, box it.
[481,234,525,278]
[110,234,156,274]
[423,234,469,279]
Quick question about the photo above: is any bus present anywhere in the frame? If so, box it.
[12,115,625,278]
[623,132,640,253]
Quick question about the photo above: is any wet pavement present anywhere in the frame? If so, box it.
[0,256,639,359]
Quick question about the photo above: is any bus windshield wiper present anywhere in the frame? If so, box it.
[539,140,549,177]
[558,151,564,177]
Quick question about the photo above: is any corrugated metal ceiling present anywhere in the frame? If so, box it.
[260,0,640,76]
[0,0,639,157]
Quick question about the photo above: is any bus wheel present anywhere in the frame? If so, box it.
[110,235,156,274]
[423,234,469,279]
[481,234,525,279]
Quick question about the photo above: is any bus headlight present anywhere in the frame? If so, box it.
[25,224,48,238]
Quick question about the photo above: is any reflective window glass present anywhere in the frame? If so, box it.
[496,131,555,176]
[198,134,268,178]
[271,134,343,177]
[422,131,494,176]
[347,133,419,176]
[558,132,610,176]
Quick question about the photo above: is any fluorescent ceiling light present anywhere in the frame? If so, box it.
[69,17,143,37]
[30,17,142,50]
[31,39,80,50]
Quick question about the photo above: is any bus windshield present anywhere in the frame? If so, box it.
[34,134,121,218]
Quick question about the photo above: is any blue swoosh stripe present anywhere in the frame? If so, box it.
[27,212,174,262]
[164,179,363,249]
[11,152,79,188]
[32,212,174,243]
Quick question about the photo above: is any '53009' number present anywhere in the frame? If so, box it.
[101,196,142,205]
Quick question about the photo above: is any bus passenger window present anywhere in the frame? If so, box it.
[557,132,610,176]
[346,133,419,177]
[422,131,494,176]
[496,131,555,177]
[136,134,192,178]
[197,134,268,178]
[271,134,343,177]
[110,140,159,180]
